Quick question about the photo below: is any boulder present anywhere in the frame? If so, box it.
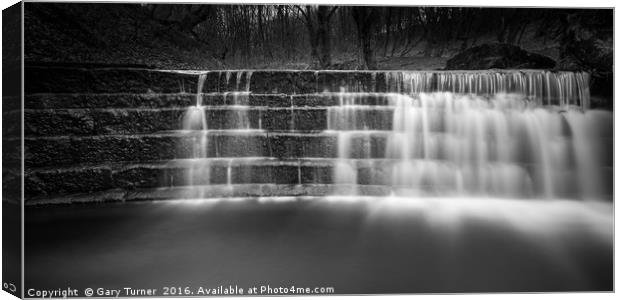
[556,11,613,109]
[445,43,556,70]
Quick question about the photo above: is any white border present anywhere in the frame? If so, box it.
[0,1,617,300]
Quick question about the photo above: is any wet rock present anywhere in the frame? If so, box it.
[25,167,113,197]
[24,133,343,167]
[23,108,186,136]
[24,93,195,109]
[556,11,613,109]
[25,67,199,94]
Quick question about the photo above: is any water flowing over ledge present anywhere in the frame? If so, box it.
[176,69,610,202]
[18,67,611,204]
[186,69,591,108]
[26,67,592,108]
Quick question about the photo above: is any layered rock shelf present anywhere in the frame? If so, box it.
[14,66,611,204]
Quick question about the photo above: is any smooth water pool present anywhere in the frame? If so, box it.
[25,197,613,294]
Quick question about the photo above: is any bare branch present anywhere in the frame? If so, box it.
[295,5,311,24]
[327,6,339,20]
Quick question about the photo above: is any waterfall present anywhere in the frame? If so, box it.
[382,70,591,108]
[230,71,253,130]
[195,72,208,106]
[177,69,608,201]
[181,73,210,196]
[180,71,257,193]
[328,71,608,200]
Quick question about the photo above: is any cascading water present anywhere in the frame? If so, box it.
[383,71,591,108]
[181,70,257,195]
[181,73,209,190]
[327,71,610,200]
[327,88,375,195]
[178,69,609,202]
[28,64,613,293]
[166,69,611,290]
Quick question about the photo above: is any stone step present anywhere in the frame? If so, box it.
[26,67,201,94]
[23,184,617,206]
[23,92,591,111]
[19,132,613,168]
[21,132,337,167]
[24,185,392,205]
[25,67,591,106]
[23,93,396,109]
[20,158,612,200]
[20,107,340,136]
[19,106,609,137]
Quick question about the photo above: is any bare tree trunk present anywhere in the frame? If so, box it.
[390,8,403,57]
[383,8,391,57]
[352,7,379,69]
[316,6,333,68]
[297,5,338,68]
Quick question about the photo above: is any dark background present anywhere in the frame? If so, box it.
[24,4,611,70]
[24,3,613,103]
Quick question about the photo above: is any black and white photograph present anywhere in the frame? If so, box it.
[1,0,616,298]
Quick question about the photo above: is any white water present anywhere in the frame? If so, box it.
[180,70,609,201]
[156,69,612,293]
[381,71,590,108]
[327,71,609,200]
[181,71,256,192]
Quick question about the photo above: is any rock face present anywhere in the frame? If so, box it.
[445,43,556,70]
[556,10,613,109]
[17,67,604,204]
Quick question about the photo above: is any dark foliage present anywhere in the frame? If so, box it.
[24,3,612,72]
